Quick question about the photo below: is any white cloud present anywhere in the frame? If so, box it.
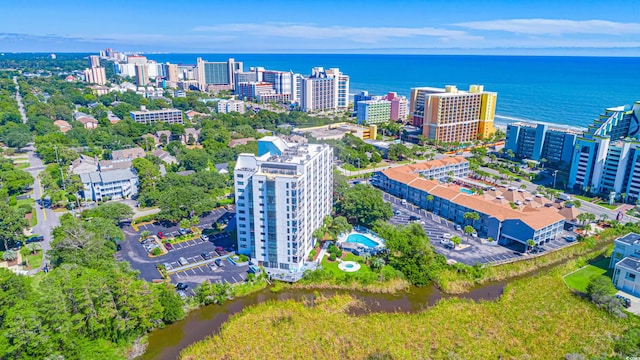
[193,23,481,43]
[455,19,640,35]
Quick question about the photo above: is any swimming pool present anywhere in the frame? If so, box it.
[460,188,473,195]
[345,233,380,248]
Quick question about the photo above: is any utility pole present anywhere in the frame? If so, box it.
[54,145,66,190]
[553,170,558,189]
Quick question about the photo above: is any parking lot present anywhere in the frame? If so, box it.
[116,208,248,294]
[382,192,578,265]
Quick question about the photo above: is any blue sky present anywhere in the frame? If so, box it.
[1,0,640,54]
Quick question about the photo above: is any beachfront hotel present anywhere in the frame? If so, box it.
[568,101,640,203]
[195,57,243,91]
[299,67,349,112]
[234,137,333,272]
[372,157,565,250]
[504,122,579,166]
[356,99,391,125]
[410,85,497,143]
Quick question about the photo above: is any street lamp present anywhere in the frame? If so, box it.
[553,170,558,188]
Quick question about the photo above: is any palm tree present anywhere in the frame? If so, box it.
[2,250,17,261]
[450,236,462,249]
[426,195,434,210]
[26,243,41,254]
[370,257,385,271]
[464,225,475,243]
[526,239,535,254]
[621,192,627,204]
[361,252,371,264]
[463,212,480,228]
[599,213,609,223]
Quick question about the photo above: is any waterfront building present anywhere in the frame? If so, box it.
[234,137,333,272]
[353,91,373,115]
[129,108,183,124]
[299,67,349,112]
[410,85,497,142]
[83,67,106,85]
[237,82,275,101]
[217,99,246,114]
[504,122,578,165]
[134,64,149,86]
[383,92,409,121]
[357,99,391,125]
[372,157,565,250]
[127,55,147,65]
[262,70,297,102]
[196,57,243,91]
[568,102,640,202]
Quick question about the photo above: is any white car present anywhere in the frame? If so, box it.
[442,233,452,239]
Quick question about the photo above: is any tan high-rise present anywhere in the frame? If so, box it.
[410,85,497,143]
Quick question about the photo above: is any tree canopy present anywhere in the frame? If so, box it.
[336,184,393,228]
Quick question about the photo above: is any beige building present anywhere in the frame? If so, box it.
[83,67,106,85]
[410,85,497,143]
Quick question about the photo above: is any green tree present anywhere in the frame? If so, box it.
[189,216,200,226]
[526,239,536,253]
[336,184,393,228]
[158,185,215,221]
[463,225,475,242]
[140,230,151,240]
[2,250,17,261]
[463,212,480,227]
[155,283,185,323]
[81,202,134,225]
[25,243,41,254]
[180,219,191,229]
[370,257,385,272]
[0,204,29,250]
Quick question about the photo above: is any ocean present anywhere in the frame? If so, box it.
[144,53,640,129]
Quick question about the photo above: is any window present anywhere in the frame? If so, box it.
[626,272,637,281]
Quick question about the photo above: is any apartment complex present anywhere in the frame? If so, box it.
[134,64,148,86]
[410,85,497,142]
[505,122,578,164]
[196,57,242,91]
[568,102,640,202]
[80,168,139,202]
[129,108,183,124]
[83,67,106,85]
[357,99,391,125]
[217,99,246,114]
[299,67,349,112]
[372,158,565,249]
[234,137,333,272]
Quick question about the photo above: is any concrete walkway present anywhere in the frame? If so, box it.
[315,240,332,264]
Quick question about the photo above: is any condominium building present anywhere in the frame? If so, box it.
[80,168,139,202]
[83,67,107,85]
[504,122,578,165]
[610,233,640,297]
[217,99,246,114]
[164,63,179,84]
[234,137,333,272]
[129,108,183,124]
[353,91,373,114]
[384,92,409,121]
[262,70,297,102]
[134,64,149,86]
[196,57,243,91]
[372,159,565,250]
[299,67,349,112]
[127,55,148,65]
[410,85,497,142]
[568,101,640,202]
[89,55,100,68]
[237,82,275,101]
[357,99,391,125]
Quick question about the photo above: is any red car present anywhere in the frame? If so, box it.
[164,242,173,250]
[157,231,166,239]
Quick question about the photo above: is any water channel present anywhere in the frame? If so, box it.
[141,281,506,360]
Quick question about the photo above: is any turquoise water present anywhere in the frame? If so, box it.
[460,188,473,195]
[144,54,640,128]
[346,233,379,248]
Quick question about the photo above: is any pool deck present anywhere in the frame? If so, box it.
[337,229,385,248]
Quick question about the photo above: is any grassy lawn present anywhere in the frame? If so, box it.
[20,248,43,269]
[596,201,618,210]
[321,252,374,277]
[574,194,595,202]
[564,257,614,293]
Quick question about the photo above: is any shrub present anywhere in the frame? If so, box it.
[308,249,317,261]
[238,254,249,262]
[150,247,162,256]
[329,253,337,261]
[8,196,17,206]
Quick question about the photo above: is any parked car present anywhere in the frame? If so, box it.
[164,242,173,250]
[177,290,187,300]
[471,231,478,238]
[215,258,224,267]
[201,252,212,260]
[178,228,191,235]
[409,215,419,221]
[200,234,209,241]
[163,262,173,270]
[26,235,44,244]
[444,242,455,249]
[116,243,122,251]
[401,199,407,205]
[12,241,23,250]
[616,294,632,308]
[179,257,188,266]
[141,238,156,245]
[394,210,402,216]
[442,233,452,239]
[157,231,166,239]
[216,247,228,256]
[440,238,451,244]
[454,224,462,231]
[563,235,577,242]
[175,283,189,291]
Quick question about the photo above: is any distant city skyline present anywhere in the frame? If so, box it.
[1,0,640,55]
